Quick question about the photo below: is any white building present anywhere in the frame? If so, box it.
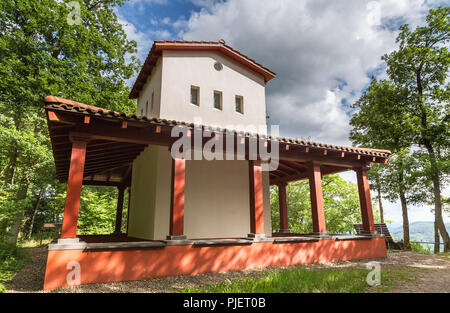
[128,40,276,240]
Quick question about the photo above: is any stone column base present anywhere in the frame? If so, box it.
[166,235,187,240]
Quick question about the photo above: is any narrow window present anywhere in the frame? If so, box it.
[213,91,222,110]
[145,100,149,115]
[190,86,200,106]
[151,92,154,112]
[235,95,244,114]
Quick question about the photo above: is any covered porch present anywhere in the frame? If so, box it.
[43,96,389,290]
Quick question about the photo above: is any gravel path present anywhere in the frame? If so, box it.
[4,248,449,293]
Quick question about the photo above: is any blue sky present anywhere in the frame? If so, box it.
[116,0,449,224]
[119,0,199,38]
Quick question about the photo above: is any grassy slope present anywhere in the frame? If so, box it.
[183,265,415,293]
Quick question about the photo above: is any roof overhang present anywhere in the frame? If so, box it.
[44,96,391,187]
[129,40,277,99]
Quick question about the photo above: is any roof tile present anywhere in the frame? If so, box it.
[44,96,391,158]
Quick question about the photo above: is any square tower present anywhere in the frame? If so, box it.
[129,40,276,134]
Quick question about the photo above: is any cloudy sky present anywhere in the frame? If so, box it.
[116,0,448,225]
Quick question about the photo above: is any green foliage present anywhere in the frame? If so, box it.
[270,174,371,234]
[410,241,432,254]
[350,6,450,251]
[0,0,139,245]
[0,242,29,292]
[78,189,118,235]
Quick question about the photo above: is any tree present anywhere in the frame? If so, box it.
[381,6,450,252]
[0,0,139,245]
[368,164,386,223]
[270,174,375,234]
[350,79,414,249]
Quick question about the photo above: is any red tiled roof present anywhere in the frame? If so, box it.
[44,96,391,159]
[129,40,277,99]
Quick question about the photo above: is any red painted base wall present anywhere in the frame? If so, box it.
[43,238,386,290]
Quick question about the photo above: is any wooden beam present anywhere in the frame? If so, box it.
[355,167,376,233]
[280,159,309,171]
[54,145,140,159]
[61,139,88,238]
[168,158,186,239]
[276,162,298,175]
[47,110,80,125]
[278,151,365,168]
[309,162,327,233]
[249,160,265,235]
[278,182,289,232]
[70,121,168,146]
[82,180,122,187]
[55,153,141,168]
[59,161,133,176]
[270,165,350,185]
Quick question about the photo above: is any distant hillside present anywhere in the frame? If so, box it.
[388,221,450,243]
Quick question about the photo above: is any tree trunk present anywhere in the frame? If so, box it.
[377,186,384,223]
[416,67,449,253]
[5,145,18,185]
[27,189,45,239]
[434,221,440,254]
[7,181,29,245]
[399,189,411,250]
[425,144,449,253]
[397,157,410,250]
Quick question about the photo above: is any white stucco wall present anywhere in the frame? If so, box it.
[128,146,172,240]
[137,57,163,118]
[129,150,272,240]
[128,146,158,239]
[184,159,251,238]
[129,48,272,240]
[159,50,268,134]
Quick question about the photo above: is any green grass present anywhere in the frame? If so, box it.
[0,242,29,293]
[183,265,418,293]
[184,267,375,293]
[369,266,417,292]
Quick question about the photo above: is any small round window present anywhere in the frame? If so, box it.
[214,61,223,71]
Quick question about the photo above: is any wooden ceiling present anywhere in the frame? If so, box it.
[45,96,390,188]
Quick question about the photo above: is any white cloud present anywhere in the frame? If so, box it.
[117,0,446,224]
[117,13,172,85]
[179,0,439,145]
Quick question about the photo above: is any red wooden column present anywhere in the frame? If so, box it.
[278,182,290,233]
[114,185,125,234]
[60,137,89,239]
[355,166,376,234]
[167,158,186,240]
[308,162,327,234]
[248,160,265,238]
